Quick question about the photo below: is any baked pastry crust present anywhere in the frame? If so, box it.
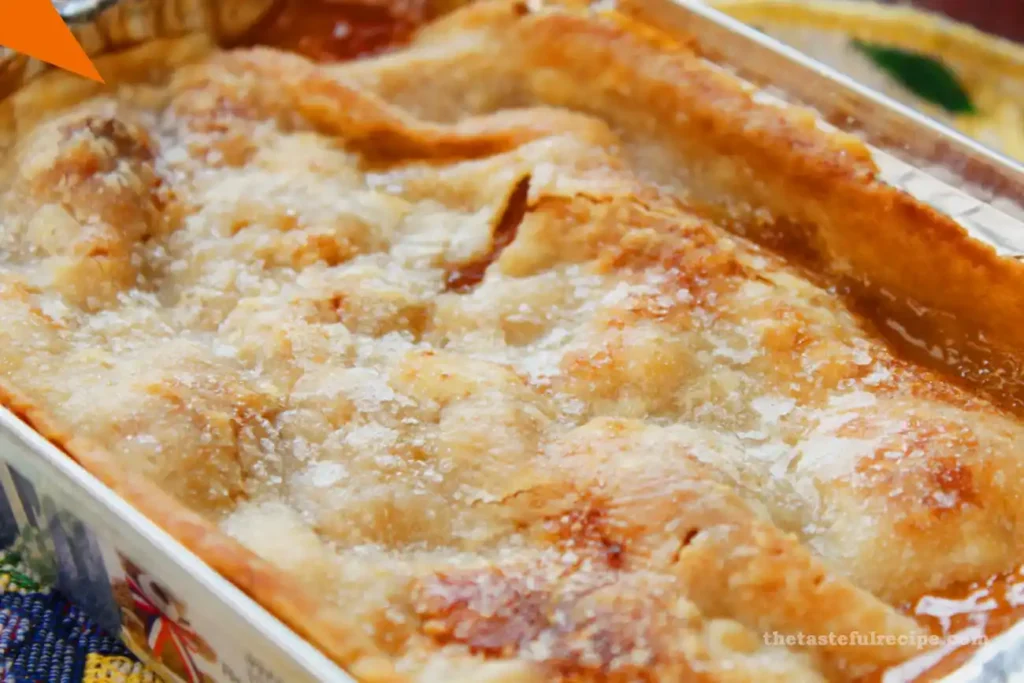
[2,2,1024,681]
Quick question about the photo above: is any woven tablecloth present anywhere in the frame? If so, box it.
[0,543,156,682]
[2,2,1022,682]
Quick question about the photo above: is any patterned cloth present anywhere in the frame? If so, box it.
[0,549,159,683]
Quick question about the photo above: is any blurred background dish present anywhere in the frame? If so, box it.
[711,0,1024,159]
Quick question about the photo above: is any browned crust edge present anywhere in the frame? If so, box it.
[0,382,405,683]
[2,38,406,679]
[529,5,1024,409]
[553,5,1024,357]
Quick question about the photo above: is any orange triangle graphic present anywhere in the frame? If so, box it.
[0,0,104,82]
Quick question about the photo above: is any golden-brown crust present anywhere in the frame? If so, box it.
[554,3,1024,344]
[0,381,403,682]
[2,2,1024,682]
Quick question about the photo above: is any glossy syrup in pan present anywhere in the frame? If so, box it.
[236,0,433,60]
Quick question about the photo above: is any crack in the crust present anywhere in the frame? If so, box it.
[670,528,701,566]
[444,174,532,293]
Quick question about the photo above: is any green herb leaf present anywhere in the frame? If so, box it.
[852,40,976,115]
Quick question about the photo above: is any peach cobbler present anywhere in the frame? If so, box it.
[2,1,1024,681]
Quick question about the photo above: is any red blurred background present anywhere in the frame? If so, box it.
[889,0,1024,43]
